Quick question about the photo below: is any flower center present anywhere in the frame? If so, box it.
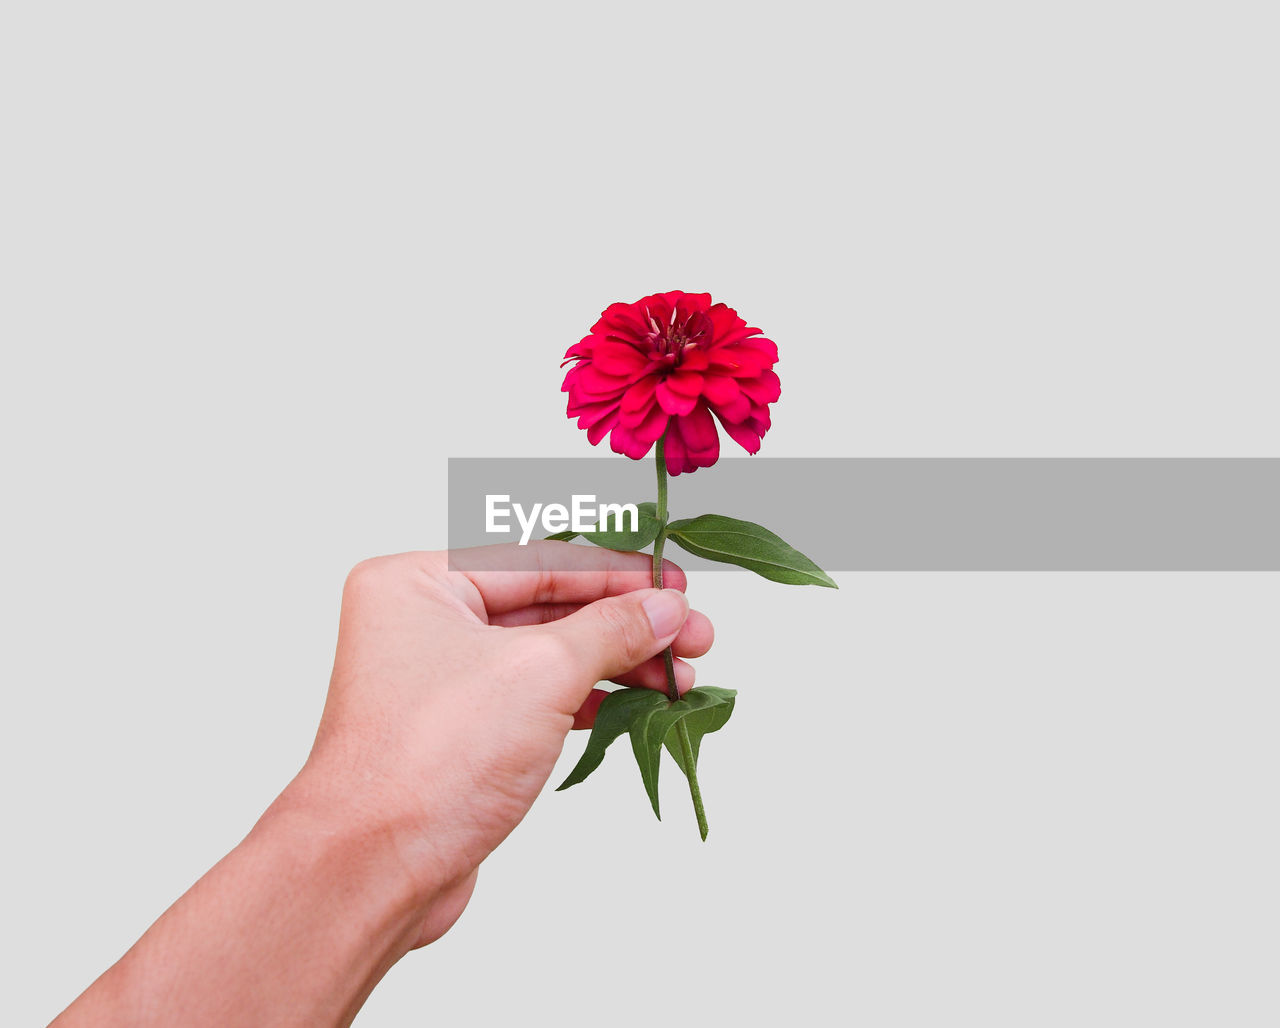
[645,308,712,367]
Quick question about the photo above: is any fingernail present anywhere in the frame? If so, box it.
[643,589,688,639]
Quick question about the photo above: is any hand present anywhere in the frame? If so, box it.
[286,542,714,947]
[53,542,713,1028]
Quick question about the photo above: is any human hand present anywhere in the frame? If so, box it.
[281,542,714,948]
[52,543,715,1028]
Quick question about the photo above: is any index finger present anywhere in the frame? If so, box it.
[449,541,687,614]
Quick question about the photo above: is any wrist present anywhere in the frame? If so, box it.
[253,771,443,969]
[263,768,442,913]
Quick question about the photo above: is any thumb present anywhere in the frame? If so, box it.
[543,587,689,685]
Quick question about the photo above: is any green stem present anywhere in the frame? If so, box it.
[676,721,708,841]
[653,432,710,840]
[651,436,677,703]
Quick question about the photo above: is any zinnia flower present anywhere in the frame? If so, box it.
[561,291,780,474]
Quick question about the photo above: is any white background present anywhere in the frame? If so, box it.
[2,2,1277,1025]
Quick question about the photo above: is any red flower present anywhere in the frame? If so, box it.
[561,291,780,475]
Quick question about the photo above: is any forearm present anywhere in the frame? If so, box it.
[53,784,430,1028]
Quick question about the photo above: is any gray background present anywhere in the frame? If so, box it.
[2,2,1278,1026]
[448,458,1280,569]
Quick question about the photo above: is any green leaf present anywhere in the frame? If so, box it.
[544,501,662,551]
[629,688,737,818]
[544,530,578,541]
[583,501,662,551]
[662,686,737,780]
[555,688,665,792]
[556,686,737,822]
[666,514,838,588]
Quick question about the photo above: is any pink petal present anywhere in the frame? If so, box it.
[736,369,781,405]
[637,293,674,330]
[566,396,615,422]
[670,403,719,473]
[676,349,710,372]
[619,374,659,413]
[672,292,713,328]
[570,363,632,400]
[719,418,763,454]
[656,379,699,416]
[608,424,656,461]
[619,392,665,430]
[592,341,649,376]
[701,373,740,406]
[662,429,691,475]
[633,402,669,445]
[587,408,621,445]
[707,346,770,378]
[561,336,594,366]
[593,303,650,340]
[706,303,745,338]
[708,391,752,423]
[737,337,779,365]
[665,418,712,475]
[665,370,705,397]
[713,324,762,348]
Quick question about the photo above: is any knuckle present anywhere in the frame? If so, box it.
[345,552,441,593]
[342,554,415,604]
[344,555,391,591]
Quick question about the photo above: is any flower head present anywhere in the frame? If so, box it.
[561,291,780,474]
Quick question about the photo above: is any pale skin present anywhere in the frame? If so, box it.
[52,542,713,1027]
